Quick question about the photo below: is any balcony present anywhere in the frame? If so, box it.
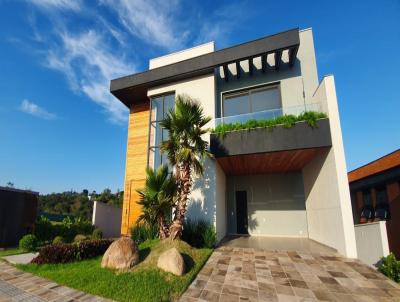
[210,103,332,175]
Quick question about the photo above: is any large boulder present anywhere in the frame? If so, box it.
[101,237,139,270]
[157,247,185,276]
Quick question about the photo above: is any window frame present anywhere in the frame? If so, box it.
[221,83,282,118]
[147,92,175,169]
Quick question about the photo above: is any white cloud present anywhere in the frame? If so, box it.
[19,99,57,120]
[30,0,81,11]
[25,0,245,124]
[45,30,135,123]
[102,0,188,50]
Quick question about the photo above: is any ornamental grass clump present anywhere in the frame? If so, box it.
[212,111,327,136]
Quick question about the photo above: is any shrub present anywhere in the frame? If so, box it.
[34,216,53,243]
[131,223,158,244]
[92,228,103,240]
[74,234,88,242]
[378,253,400,282]
[182,219,216,248]
[52,236,64,245]
[19,234,38,252]
[34,216,94,244]
[31,239,113,264]
[212,111,328,136]
[203,224,217,248]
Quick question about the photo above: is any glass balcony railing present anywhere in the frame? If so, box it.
[213,102,323,128]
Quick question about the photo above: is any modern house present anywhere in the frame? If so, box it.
[349,149,400,258]
[111,28,357,258]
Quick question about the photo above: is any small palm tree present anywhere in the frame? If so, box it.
[137,165,177,239]
[160,94,212,240]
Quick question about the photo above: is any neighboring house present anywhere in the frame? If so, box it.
[110,28,357,258]
[348,149,400,258]
[0,186,38,247]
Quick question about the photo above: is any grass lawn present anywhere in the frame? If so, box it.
[18,239,212,302]
[0,248,26,257]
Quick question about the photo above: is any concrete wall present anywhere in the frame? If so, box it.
[215,162,227,241]
[215,28,319,117]
[92,201,122,238]
[355,222,389,266]
[226,172,308,237]
[302,75,357,258]
[149,42,215,69]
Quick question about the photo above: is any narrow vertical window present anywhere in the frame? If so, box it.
[148,93,175,169]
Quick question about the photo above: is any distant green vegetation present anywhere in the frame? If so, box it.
[212,111,327,136]
[39,189,123,219]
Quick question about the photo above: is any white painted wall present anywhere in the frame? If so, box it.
[147,57,222,238]
[149,42,215,69]
[355,222,389,266]
[302,75,357,258]
[226,173,308,237]
[92,201,122,238]
[215,162,227,241]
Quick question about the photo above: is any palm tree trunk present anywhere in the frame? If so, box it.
[170,163,191,240]
[158,214,169,240]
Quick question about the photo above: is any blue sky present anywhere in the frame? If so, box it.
[0,0,399,194]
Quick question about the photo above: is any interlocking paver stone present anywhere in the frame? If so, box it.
[181,246,400,301]
[0,262,113,302]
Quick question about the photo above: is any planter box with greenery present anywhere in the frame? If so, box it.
[210,115,331,157]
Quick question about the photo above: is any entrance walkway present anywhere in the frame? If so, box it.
[220,236,336,254]
[0,262,111,302]
[181,245,400,301]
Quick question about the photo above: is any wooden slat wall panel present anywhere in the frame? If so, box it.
[217,148,328,175]
[120,103,150,235]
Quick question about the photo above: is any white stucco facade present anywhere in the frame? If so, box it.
[144,28,357,257]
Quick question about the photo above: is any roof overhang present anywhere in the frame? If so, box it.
[110,28,300,108]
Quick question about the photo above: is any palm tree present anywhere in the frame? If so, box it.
[137,165,177,239]
[160,94,212,240]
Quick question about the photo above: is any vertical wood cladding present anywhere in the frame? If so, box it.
[120,102,150,235]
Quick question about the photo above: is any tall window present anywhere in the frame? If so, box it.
[223,85,281,117]
[148,93,175,169]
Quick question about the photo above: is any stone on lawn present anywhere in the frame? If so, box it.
[101,237,139,270]
[157,247,185,276]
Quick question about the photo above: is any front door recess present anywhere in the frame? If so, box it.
[236,190,248,234]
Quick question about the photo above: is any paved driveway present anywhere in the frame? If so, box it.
[181,246,400,302]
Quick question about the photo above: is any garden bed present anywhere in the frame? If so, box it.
[18,239,212,302]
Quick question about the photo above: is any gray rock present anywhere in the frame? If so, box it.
[101,237,139,270]
[157,247,185,276]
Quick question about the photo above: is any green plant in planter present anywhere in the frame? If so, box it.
[212,111,327,136]
[19,234,38,252]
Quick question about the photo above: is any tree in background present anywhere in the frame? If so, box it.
[38,188,123,219]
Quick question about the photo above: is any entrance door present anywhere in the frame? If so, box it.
[236,191,248,234]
